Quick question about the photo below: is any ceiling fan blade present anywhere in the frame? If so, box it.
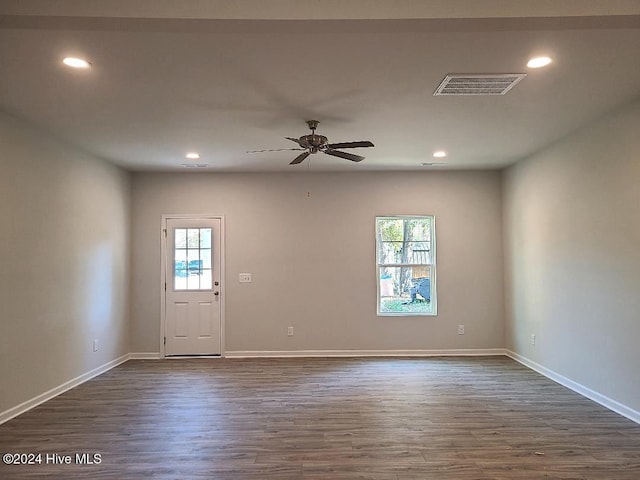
[285,137,303,146]
[326,141,374,149]
[246,148,304,154]
[290,151,311,165]
[324,149,365,162]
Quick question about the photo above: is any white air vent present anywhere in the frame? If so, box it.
[181,163,208,168]
[434,74,526,96]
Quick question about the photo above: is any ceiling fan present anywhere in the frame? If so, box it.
[247,120,374,165]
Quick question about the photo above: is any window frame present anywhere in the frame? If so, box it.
[376,215,437,317]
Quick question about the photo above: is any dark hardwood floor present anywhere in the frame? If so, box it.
[0,356,639,479]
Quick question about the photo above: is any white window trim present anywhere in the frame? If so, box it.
[376,215,437,317]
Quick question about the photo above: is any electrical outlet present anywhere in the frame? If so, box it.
[458,325,465,335]
[93,339,99,352]
[531,334,536,346]
[287,326,294,336]
[239,273,252,283]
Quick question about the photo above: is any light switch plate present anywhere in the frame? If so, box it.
[239,273,252,283]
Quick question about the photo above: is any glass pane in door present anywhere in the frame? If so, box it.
[174,228,213,290]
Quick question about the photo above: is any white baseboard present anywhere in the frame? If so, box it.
[0,354,130,425]
[129,352,161,359]
[506,350,640,425]
[225,348,506,358]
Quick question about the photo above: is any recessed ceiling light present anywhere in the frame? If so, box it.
[185,152,200,159]
[433,150,447,158]
[62,57,91,68]
[527,56,552,68]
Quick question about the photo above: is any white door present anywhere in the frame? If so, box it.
[165,218,221,356]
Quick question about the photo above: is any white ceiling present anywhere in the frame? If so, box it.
[1,1,639,172]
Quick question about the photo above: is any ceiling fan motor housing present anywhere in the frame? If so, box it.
[299,134,328,152]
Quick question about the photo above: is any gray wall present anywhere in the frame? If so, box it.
[131,171,504,353]
[503,100,640,412]
[0,112,131,413]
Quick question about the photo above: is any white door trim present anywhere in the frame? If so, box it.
[160,214,225,358]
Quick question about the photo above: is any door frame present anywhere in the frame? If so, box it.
[160,214,226,358]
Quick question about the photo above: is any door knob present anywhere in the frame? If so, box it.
[214,291,219,296]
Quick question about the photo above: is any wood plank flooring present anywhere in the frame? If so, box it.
[0,356,639,479]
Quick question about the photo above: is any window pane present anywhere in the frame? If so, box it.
[200,270,212,289]
[377,218,404,242]
[175,229,187,248]
[175,267,188,277]
[378,240,402,264]
[187,273,200,290]
[187,248,202,274]
[188,261,202,274]
[200,228,212,248]
[174,248,187,281]
[379,266,433,314]
[187,228,200,248]
[187,249,199,262]
[200,249,212,269]
[174,274,187,290]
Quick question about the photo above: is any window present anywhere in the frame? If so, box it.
[376,216,436,315]
[174,228,213,290]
